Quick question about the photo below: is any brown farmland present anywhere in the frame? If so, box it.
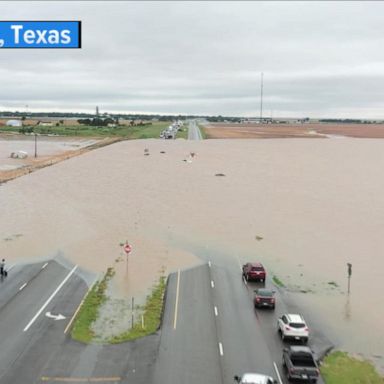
[203,122,384,139]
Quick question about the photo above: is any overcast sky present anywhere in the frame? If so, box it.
[1,1,384,118]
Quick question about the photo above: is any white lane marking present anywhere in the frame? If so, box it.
[42,262,48,269]
[208,261,211,268]
[19,283,27,291]
[236,254,243,271]
[23,265,78,332]
[173,269,181,330]
[211,280,215,288]
[214,306,218,316]
[273,361,283,384]
[242,275,248,285]
[64,283,94,334]
[219,342,224,356]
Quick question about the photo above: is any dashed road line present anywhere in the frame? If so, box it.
[173,269,181,330]
[42,262,48,269]
[208,261,211,268]
[219,342,224,356]
[211,280,215,288]
[214,306,218,316]
[19,283,27,291]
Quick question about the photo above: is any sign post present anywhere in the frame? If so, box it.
[347,263,352,294]
[123,241,132,273]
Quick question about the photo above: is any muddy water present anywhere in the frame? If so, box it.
[1,138,384,368]
[0,136,99,170]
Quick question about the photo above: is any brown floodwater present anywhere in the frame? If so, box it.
[1,138,384,370]
[0,135,99,170]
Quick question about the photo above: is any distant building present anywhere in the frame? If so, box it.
[6,119,22,127]
[38,121,53,126]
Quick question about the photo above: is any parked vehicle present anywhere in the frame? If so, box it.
[282,346,319,382]
[234,373,277,384]
[242,262,266,282]
[278,314,309,343]
[254,288,275,309]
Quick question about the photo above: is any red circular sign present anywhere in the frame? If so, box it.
[123,243,132,254]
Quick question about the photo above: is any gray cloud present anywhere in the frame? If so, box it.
[1,1,384,117]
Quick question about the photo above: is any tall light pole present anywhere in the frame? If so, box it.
[260,72,264,123]
[34,132,37,158]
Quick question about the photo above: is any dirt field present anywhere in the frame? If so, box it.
[204,122,384,139]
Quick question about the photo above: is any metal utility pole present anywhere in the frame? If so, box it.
[347,263,352,294]
[34,132,37,158]
[260,72,264,123]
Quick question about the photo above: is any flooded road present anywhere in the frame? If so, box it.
[1,138,384,370]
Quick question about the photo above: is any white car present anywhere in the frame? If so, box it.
[277,313,309,343]
[234,373,277,384]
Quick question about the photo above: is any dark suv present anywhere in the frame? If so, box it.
[254,288,276,309]
[242,262,266,282]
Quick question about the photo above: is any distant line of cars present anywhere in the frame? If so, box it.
[159,120,183,139]
[234,262,320,383]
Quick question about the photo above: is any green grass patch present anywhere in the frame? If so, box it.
[1,122,171,139]
[321,351,384,384]
[109,276,166,343]
[71,268,115,343]
[126,122,170,139]
[176,127,188,139]
[272,275,285,287]
[197,124,207,139]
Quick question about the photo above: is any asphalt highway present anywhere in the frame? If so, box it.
[0,260,87,382]
[0,258,332,384]
[0,260,159,384]
[154,251,333,384]
[188,120,203,140]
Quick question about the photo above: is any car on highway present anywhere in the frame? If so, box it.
[234,373,277,384]
[282,346,319,382]
[253,288,275,309]
[278,314,309,343]
[242,262,266,282]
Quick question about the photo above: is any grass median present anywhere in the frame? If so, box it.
[70,270,166,344]
[71,268,115,343]
[109,276,166,343]
[321,351,384,384]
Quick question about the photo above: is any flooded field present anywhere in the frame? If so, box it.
[1,138,384,370]
[0,135,99,171]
